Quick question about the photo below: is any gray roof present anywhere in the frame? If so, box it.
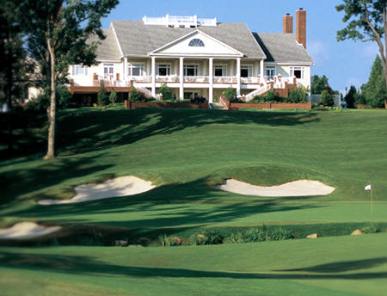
[253,32,312,64]
[95,27,122,61]
[110,20,266,59]
[95,21,313,65]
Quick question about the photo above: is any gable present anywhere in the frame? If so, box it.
[151,31,243,57]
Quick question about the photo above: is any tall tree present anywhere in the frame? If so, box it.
[0,0,28,152]
[18,0,118,159]
[362,55,387,107]
[336,0,387,87]
[311,75,330,94]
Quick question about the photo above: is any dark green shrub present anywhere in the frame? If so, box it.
[320,89,335,107]
[191,231,224,245]
[222,87,237,101]
[109,91,117,105]
[97,81,109,106]
[128,86,145,102]
[288,86,308,103]
[159,84,174,101]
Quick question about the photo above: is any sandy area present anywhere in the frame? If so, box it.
[0,222,61,240]
[38,176,155,205]
[218,179,335,197]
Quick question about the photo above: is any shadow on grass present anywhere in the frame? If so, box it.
[0,153,112,207]
[1,251,387,280]
[57,108,319,155]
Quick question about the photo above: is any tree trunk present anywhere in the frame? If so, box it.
[44,38,56,160]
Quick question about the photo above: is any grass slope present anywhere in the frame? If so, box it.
[1,107,387,294]
[1,234,387,296]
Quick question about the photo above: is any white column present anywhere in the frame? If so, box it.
[151,56,156,98]
[179,57,184,100]
[236,57,241,97]
[208,57,214,103]
[123,57,128,82]
[260,59,264,82]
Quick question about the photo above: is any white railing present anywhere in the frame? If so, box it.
[129,76,152,83]
[143,15,217,27]
[184,76,209,83]
[214,76,237,84]
[241,77,263,84]
[156,75,179,83]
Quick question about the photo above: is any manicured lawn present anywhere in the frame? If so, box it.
[1,107,387,294]
[1,234,387,296]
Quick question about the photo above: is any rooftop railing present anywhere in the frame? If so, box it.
[143,15,217,28]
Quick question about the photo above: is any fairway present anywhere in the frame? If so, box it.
[1,108,387,295]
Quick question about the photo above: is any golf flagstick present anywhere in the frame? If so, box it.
[365,184,373,216]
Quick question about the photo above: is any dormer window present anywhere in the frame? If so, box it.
[189,38,205,47]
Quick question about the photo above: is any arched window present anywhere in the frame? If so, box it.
[189,38,205,47]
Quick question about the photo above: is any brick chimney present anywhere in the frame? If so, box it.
[296,8,307,48]
[283,13,293,34]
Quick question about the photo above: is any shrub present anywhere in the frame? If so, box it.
[159,234,183,247]
[190,231,224,245]
[97,81,109,106]
[109,91,117,105]
[223,87,237,101]
[128,86,145,102]
[190,96,207,104]
[159,84,174,101]
[320,89,335,107]
[288,86,308,103]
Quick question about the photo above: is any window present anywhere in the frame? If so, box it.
[72,65,88,76]
[290,66,304,79]
[265,66,276,79]
[103,64,114,79]
[128,63,145,77]
[241,65,253,78]
[157,64,171,76]
[184,64,198,76]
[188,38,205,47]
[214,65,226,77]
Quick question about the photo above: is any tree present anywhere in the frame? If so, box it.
[0,0,29,152]
[344,85,358,108]
[17,0,118,159]
[311,75,330,94]
[159,84,174,101]
[336,0,387,88]
[321,89,335,107]
[362,55,387,107]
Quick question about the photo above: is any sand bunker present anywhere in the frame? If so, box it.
[0,222,61,240]
[38,176,155,205]
[218,179,335,197]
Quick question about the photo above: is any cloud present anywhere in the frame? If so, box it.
[308,40,329,66]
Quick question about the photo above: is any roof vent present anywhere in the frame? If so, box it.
[142,14,217,28]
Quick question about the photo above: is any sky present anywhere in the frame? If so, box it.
[102,0,380,93]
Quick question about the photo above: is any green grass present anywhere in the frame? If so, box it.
[1,234,387,296]
[1,107,387,294]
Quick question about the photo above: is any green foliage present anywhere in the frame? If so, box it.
[311,75,330,95]
[362,55,387,108]
[57,84,72,108]
[159,84,174,101]
[288,86,308,103]
[128,87,145,102]
[109,91,117,105]
[320,89,335,107]
[336,0,385,42]
[344,85,357,108]
[222,87,237,101]
[97,81,109,106]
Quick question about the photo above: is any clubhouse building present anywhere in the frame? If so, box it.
[68,9,312,102]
